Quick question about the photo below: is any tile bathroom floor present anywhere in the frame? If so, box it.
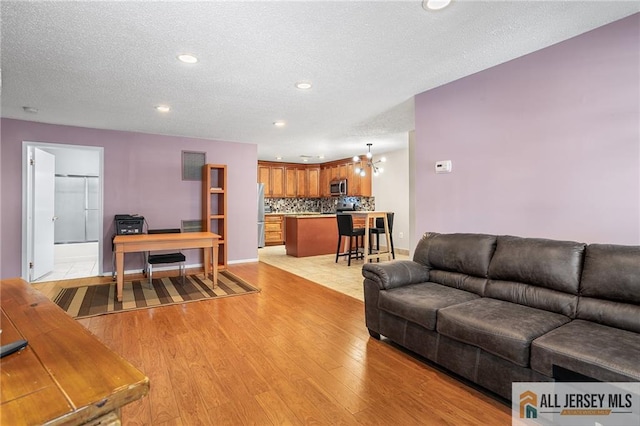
[33,242,100,283]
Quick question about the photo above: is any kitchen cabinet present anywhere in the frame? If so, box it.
[265,214,285,245]
[329,165,339,182]
[295,167,320,198]
[258,163,285,197]
[347,163,359,195]
[338,163,348,180]
[351,163,371,197]
[296,168,307,197]
[285,215,338,257]
[258,159,370,198]
[307,167,320,197]
[320,167,330,197]
[202,164,227,269]
[325,159,371,197]
[285,167,297,197]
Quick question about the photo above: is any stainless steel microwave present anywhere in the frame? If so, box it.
[330,179,347,196]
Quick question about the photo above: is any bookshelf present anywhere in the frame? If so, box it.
[202,164,227,270]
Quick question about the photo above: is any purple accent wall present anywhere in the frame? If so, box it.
[1,119,258,277]
[414,14,640,245]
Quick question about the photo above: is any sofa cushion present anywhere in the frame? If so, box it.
[577,298,640,334]
[580,244,640,303]
[378,283,480,331]
[414,233,497,279]
[577,244,640,333]
[531,320,640,381]
[485,235,585,316]
[488,235,585,294]
[484,280,578,317]
[437,298,571,367]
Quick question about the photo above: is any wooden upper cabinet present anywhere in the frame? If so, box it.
[358,169,372,197]
[307,167,320,198]
[296,168,307,197]
[271,166,285,197]
[319,167,329,197]
[258,165,271,196]
[258,159,370,198]
[258,163,284,197]
[338,164,348,180]
[285,167,297,197]
[329,165,339,182]
[347,162,361,196]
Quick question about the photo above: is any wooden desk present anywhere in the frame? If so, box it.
[347,211,392,262]
[0,278,149,425]
[114,231,220,302]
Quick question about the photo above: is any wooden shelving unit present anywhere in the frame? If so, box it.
[202,164,227,270]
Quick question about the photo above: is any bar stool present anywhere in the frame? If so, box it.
[369,212,395,259]
[336,214,365,266]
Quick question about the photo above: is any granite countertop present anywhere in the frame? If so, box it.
[287,213,337,219]
[266,212,329,216]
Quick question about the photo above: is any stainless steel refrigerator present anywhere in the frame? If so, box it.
[258,183,265,248]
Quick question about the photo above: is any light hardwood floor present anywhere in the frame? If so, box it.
[33,262,511,425]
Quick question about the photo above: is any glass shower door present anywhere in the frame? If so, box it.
[54,175,99,243]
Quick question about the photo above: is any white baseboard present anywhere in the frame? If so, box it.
[229,257,258,264]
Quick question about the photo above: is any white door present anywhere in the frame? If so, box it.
[31,148,56,280]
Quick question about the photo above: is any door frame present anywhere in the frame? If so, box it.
[22,141,104,281]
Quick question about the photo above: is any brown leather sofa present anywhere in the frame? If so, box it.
[362,232,640,400]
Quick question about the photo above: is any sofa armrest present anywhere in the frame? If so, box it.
[362,260,430,290]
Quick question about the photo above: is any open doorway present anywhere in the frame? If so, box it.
[22,142,104,282]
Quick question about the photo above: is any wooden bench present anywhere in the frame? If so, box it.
[1,277,149,425]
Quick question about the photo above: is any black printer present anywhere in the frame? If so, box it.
[114,214,145,235]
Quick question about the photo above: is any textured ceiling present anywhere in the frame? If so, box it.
[1,1,638,163]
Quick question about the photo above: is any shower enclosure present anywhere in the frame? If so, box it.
[54,175,99,243]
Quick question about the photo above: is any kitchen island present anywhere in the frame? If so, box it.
[285,214,338,257]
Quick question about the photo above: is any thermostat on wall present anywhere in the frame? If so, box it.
[435,160,452,174]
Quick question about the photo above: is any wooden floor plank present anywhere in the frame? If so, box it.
[31,262,511,425]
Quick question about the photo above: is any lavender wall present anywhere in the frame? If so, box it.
[414,14,640,245]
[1,119,258,277]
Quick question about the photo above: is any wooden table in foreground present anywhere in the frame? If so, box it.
[0,278,149,425]
[114,231,220,302]
[346,211,392,262]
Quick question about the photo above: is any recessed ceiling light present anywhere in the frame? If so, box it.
[318,155,325,159]
[177,54,198,64]
[155,105,170,113]
[273,120,286,127]
[276,156,283,160]
[423,0,452,10]
[295,81,313,90]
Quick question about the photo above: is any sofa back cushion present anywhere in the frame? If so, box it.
[413,232,497,295]
[486,236,585,317]
[577,244,640,333]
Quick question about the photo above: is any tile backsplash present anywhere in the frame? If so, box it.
[265,196,375,213]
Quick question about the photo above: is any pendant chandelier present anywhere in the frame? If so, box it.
[353,143,386,177]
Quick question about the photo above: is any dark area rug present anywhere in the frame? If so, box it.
[52,271,260,319]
